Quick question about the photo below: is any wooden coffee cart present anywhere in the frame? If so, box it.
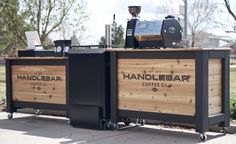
[108,48,230,140]
[5,57,68,118]
[67,48,230,141]
[5,47,230,141]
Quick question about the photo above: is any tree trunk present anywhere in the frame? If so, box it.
[191,35,195,47]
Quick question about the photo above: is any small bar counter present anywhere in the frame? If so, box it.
[68,48,230,135]
[108,48,230,134]
[5,57,68,118]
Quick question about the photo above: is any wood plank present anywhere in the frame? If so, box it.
[208,59,222,115]
[13,93,65,104]
[118,99,195,115]
[12,65,66,104]
[106,48,231,52]
[118,59,195,116]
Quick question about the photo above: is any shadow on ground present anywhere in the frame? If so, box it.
[0,112,225,144]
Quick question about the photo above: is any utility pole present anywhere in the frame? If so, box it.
[111,14,117,46]
[184,0,188,40]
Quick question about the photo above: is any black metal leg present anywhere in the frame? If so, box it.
[195,51,209,133]
[110,52,118,124]
[221,51,230,127]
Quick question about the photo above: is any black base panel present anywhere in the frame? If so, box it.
[208,113,227,126]
[12,101,67,111]
[69,105,101,129]
[118,110,195,124]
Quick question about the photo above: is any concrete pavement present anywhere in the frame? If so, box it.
[0,112,236,144]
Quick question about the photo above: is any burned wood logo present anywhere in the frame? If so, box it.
[123,73,190,82]
[16,75,63,82]
[122,73,191,92]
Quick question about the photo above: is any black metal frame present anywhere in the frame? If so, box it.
[5,58,69,117]
[110,50,230,133]
[68,50,111,129]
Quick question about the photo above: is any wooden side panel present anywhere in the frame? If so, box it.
[12,65,66,104]
[209,59,222,115]
[117,59,196,116]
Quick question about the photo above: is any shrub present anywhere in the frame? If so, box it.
[230,97,236,119]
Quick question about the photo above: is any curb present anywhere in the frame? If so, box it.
[209,125,236,134]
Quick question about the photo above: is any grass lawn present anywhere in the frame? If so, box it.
[0,65,5,82]
[0,83,5,100]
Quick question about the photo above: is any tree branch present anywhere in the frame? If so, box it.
[41,0,55,41]
[36,0,42,35]
[42,0,74,41]
[224,0,236,21]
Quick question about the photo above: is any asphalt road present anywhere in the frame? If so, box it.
[0,112,236,144]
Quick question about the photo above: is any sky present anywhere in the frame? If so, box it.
[82,0,182,44]
[54,0,236,45]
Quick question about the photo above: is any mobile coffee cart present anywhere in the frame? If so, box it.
[5,40,70,119]
[109,48,230,140]
[5,57,68,118]
[68,48,230,141]
[4,5,231,141]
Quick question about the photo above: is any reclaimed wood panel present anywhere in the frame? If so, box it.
[209,59,222,115]
[12,65,66,104]
[118,59,196,116]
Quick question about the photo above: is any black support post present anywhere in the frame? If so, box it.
[5,59,14,113]
[65,59,69,118]
[221,51,230,127]
[110,52,118,123]
[195,51,209,133]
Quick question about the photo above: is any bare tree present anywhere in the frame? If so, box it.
[224,0,236,21]
[155,0,178,19]
[22,0,89,45]
[0,0,89,47]
[188,0,217,47]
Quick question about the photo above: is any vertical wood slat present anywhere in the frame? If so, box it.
[208,59,222,115]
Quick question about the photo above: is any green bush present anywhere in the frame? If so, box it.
[230,97,236,119]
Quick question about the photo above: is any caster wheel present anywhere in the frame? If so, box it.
[112,124,119,131]
[122,117,131,126]
[222,127,227,135]
[140,119,145,126]
[35,109,41,115]
[7,113,13,119]
[103,121,111,130]
[199,133,207,141]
